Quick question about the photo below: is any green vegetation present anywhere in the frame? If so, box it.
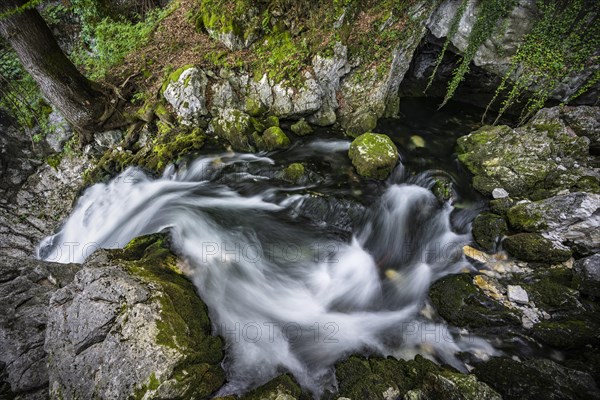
[488,0,600,123]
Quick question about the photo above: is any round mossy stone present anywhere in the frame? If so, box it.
[503,233,572,263]
[262,126,290,151]
[348,133,398,179]
[290,119,313,136]
[283,163,305,183]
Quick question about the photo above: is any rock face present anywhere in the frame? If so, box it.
[44,235,225,400]
[348,133,399,179]
[0,257,79,398]
[573,253,600,297]
[163,67,209,125]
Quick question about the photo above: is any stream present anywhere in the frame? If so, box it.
[37,98,499,396]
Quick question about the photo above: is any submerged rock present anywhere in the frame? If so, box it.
[348,133,398,179]
[45,235,225,400]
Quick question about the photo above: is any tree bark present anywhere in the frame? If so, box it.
[0,0,113,143]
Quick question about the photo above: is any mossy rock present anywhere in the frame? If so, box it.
[110,234,225,399]
[473,357,599,400]
[256,126,291,151]
[263,115,279,129]
[149,127,206,171]
[506,203,548,232]
[282,163,305,183]
[290,119,314,136]
[503,233,571,263]
[335,355,499,400]
[348,132,398,179]
[211,109,256,152]
[344,111,379,138]
[489,197,514,216]
[432,177,453,202]
[428,273,520,329]
[524,273,580,314]
[472,213,508,252]
[532,319,600,349]
[240,374,304,400]
[161,64,195,94]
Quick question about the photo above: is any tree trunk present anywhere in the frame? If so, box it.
[0,0,113,143]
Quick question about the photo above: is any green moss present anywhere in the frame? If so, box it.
[161,64,194,94]
[46,153,63,170]
[489,198,514,216]
[503,233,571,263]
[348,132,398,179]
[113,234,225,399]
[533,319,599,349]
[432,178,453,202]
[241,374,303,400]
[472,213,508,252]
[290,118,314,136]
[282,163,305,183]
[506,203,547,232]
[263,115,279,129]
[259,126,291,151]
[150,127,206,170]
[429,273,520,329]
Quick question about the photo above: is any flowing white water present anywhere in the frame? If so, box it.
[38,145,494,396]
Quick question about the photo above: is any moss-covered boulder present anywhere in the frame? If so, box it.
[240,374,303,400]
[210,109,256,152]
[348,133,398,179]
[532,319,600,349]
[428,273,520,329]
[473,357,599,400]
[282,163,305,183]
[456,108,597,199]
[290,118,314,136]
[472,213,508,252]
[254,126,291,151]
[45,234,225,400]
[335,355,500,400]
[506,193,600,256]
[503,233,572,263]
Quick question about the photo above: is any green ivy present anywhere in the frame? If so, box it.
[438,0,518,108]
[488,0,600,124]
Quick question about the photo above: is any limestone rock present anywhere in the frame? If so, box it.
[573,253,600,297]
[507,285,529,305]
[348,133,398,179]
[0,257,79,398]
[210,109,255,152]
[163,67,209,125]
[45,235,225,400]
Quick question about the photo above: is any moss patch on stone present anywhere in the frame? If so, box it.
[429,273,520,329]
[503,233,571,263]
[255,126,291,151]
[348,132,398,179]
[283,163,305,183]
[472,213,508,252]
[112,234,225,399]
[290,118,313,136]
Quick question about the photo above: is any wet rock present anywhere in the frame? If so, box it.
[429,273,520,329]
[507,285,529,305]
[163,67,209,125]
[573,253,600,297]
[290,118,314,136]
[240,374,303,400]
[282,163,305,184]
[210,109,256,152]
[0,256,79,398]
[348,133,398,179]
[254,126,291,151]
[334,354,500,400]
[456,107,598,198]
[94,129,123,151]
[532,319,600,350]
[472,213,507,252]
[489,197,514,216]
[506,192,600,256]
[45,235,225,399]
[503,233,572,264]
[45,110,73,152]
[473,357,600,400]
